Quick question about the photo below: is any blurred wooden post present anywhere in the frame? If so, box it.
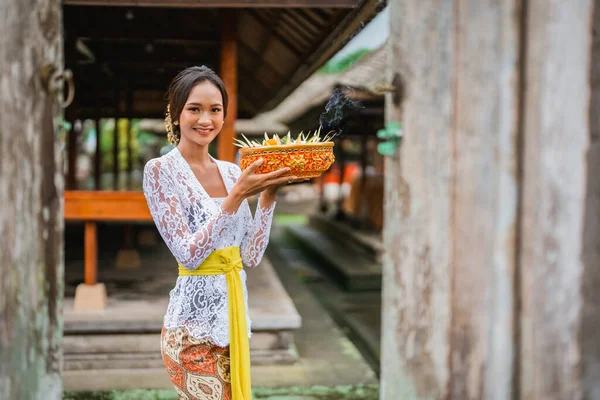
[112,117,119,190]
[126,85,133,189]
[335,139,346,219]
[66,110,78,190]
[94,118,102,190]
[219,9,238,163]
[113,80,120,190]
[381,0,596,399]
[0,0,63,396]
[519,1,596,398]
[582,2,600,398]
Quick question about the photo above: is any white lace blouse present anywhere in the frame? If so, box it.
[142,147,275,347]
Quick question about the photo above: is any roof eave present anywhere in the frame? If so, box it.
[260,0,385,113]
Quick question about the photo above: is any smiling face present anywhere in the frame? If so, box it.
[177,80,225,147]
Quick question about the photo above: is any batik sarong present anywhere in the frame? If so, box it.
[161,327,232,400]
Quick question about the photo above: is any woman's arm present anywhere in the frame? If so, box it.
[143,159,238,270]
[239,175,277,268]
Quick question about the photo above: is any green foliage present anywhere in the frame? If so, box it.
[63,390,177,400]
[63,385,379,400]
[274,214,309,226]
[98,118,148,172]
[318,48,371,74]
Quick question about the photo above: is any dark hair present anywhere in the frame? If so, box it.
[166,66,229,141]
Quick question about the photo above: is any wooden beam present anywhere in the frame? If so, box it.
[247,10,305,57]
[65,8,217,41]
[295,8,326,28]
[79,41,218,64]
[63,0,360,7]
[280,10,318,44]
[219,10,238,163]
[237,40,288,80]
[64,191,152,221]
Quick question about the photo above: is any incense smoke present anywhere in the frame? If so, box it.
[319,87,364,138]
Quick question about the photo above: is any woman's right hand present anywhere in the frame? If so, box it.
[222,159,295,213]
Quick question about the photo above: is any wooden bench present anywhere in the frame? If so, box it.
[64,191,153,311]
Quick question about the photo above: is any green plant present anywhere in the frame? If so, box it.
[318,48,371,74]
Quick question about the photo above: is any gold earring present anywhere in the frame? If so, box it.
[164,104,179,146]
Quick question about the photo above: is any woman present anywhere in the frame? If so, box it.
[143,66,294,400]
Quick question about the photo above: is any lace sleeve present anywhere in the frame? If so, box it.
[143,159,235,270]
[240,198,276,268]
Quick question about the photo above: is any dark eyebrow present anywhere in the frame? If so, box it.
[185,102,223,107]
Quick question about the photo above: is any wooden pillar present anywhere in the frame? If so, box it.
[381,2,454,397]
[65,35,78,191]
[74,219,107,312]
[519,1,595,398]
[219,9,238,163]
[358,131,369,224]
[126,85,133,190]
[66,114,78,190]
[335,138,346,220]
[113,80,121,189]
[319,173,328,213]
[581,2,600,398]
[84,221,97,285]
[0,0,63,396]
[112,118,119,190]
[94,118,102,190]
[381,1,596,399]
[126,119,133,190]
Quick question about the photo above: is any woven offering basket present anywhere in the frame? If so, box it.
[239,142,335,182]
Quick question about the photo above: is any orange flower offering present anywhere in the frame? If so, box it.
[236,128,336,182]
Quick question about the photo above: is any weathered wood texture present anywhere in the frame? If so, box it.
[450,2,520,399]
[582,3,600,399]
[380,2,453,398]
[519,1,594,399]
[0,0,64,399]
[383,0,596,399]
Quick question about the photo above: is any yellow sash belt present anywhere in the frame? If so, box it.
[178,246,251,400]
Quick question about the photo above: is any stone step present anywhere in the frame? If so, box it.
[64,353,164,371]
[308,214,384,263]
[63,346,299,370]
[63,331,294,354]
[62,257,302,367]
[285,225,381,291]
